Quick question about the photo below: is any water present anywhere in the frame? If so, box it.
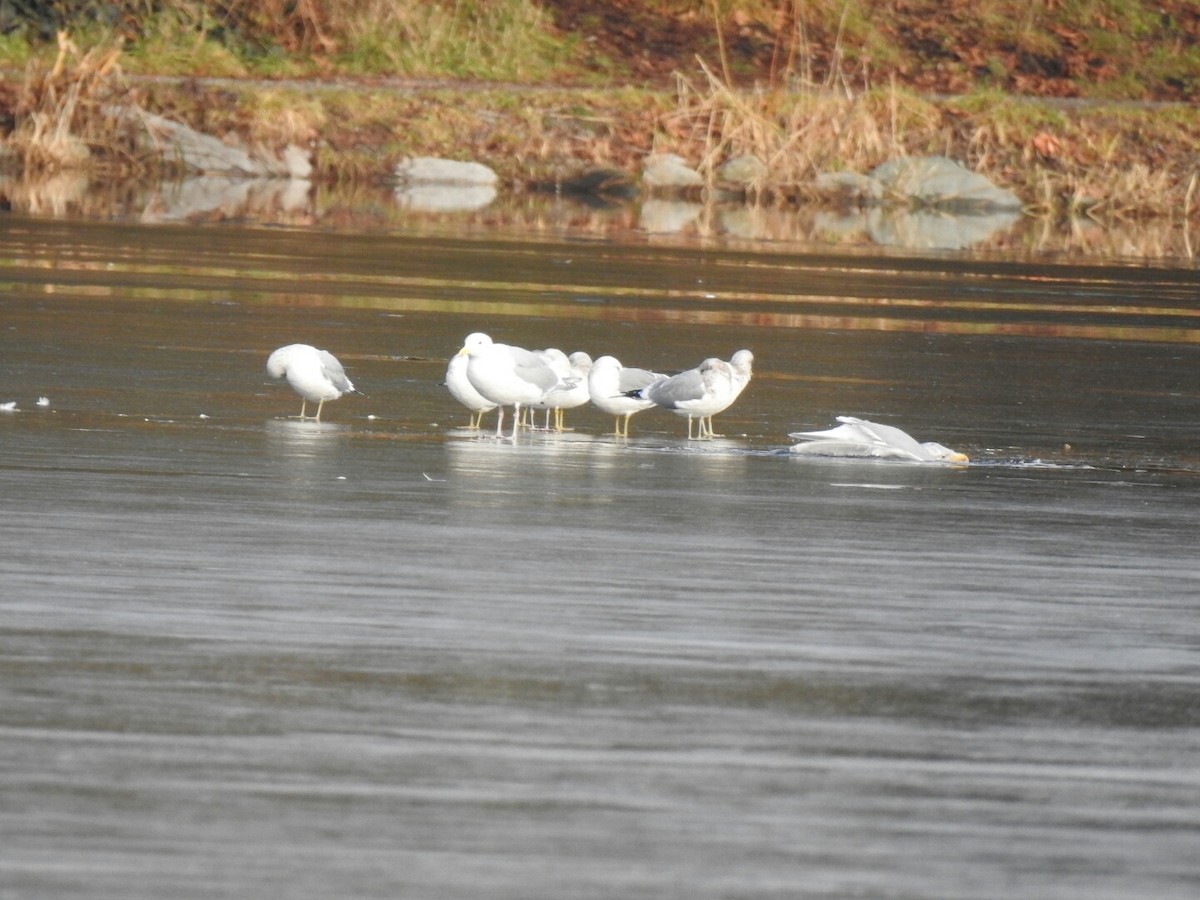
[1,213,1199,899]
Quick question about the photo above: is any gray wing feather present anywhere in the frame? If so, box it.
[510,346,562,391]
[617,367,664,392]
[319,350,355,392]
[646,369,704,406]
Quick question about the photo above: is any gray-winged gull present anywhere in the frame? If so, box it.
[587,355,666,437]
[636,349,753,439]
[457,332,579,439]
[445,351,498,429]
[267,343,360,421]
[789,416,969,463]
[529,349,593,431]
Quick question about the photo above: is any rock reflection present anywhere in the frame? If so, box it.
[809,206,1022,250]
[394,183,497,213]
[638,198,703,234]
[140,176,313,224]
[0,171,1195,259]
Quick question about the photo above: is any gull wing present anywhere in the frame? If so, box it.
[509,345,566,392]
[318,349,355,393]
[617,366,666,393]
[645,368,706,407]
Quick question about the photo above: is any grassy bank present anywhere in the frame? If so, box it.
[1,1,1199,224]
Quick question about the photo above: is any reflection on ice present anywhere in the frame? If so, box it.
[142,176,312,223]
[265,417,349,452]
[639,198,703,234]
[813,205,1022,250]
[394,183,497,212]
[3,223,1199,900]
[868,206,1023,250]
[0,171,89,217]
[0,170,1194,257]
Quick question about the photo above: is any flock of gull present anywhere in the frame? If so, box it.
[266,337,969,463]
[450,333,755,441]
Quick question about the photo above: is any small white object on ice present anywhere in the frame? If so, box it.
[0,401,17,412]
[36,397,50,407]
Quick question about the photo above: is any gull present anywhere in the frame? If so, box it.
[457,332,579,439]
[529,349,593,431]
[635,349,753,439]
[587,355,665,437]
[789,416,969,463]
[266,343,361,421]
[445,351,498,429]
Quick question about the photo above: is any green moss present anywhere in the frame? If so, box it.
[0,32,35,68]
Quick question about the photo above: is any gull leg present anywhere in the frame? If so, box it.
[512,404,523,439]
[314,399,325,422]
[294,399,307,419]
[494,406,505,438]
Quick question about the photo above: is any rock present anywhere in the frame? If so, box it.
[395,157,498,186]
[278,144,313,180]
[716,154,767,185]
[555,168,638,198]
[813,171,884,204]
[869,155,1021,211]
[110,106,311,178]
[642,153,703,190]
[139,111,262,175]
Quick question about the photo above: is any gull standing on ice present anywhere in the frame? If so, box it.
[636,349,753,439]
[587,355,665,437]
[457,332,579,439]
[789,416,969,463]
[529,349,593,431]
[266,343,361,421]
[445,351,498,429]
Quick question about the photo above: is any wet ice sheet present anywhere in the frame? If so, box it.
[4,416,1198,900]
[1,221,1198,899]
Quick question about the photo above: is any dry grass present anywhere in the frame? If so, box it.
[10,32,144,174]
[661,59,947,193]
[4,22,1199,227]
[654,55,1200,223]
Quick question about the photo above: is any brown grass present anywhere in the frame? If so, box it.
[4,26,1200,227]
[654,57,1200,223]
[11,32,133,173]
[662,59,948,193]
